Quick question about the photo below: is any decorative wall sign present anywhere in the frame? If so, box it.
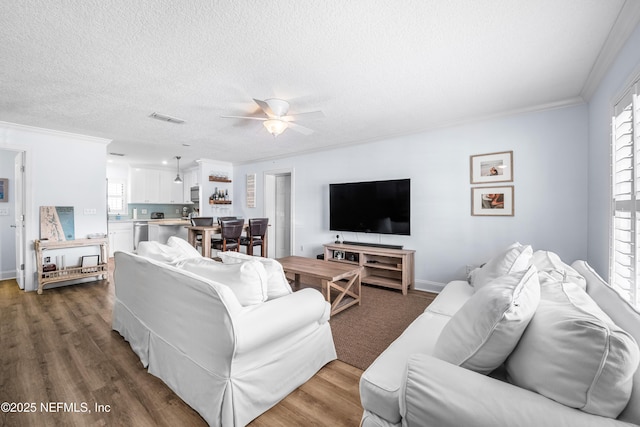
[470,151,513,184]
[0,178,7,202]
[471,186,514,216]
[40,206,75,241]
[246,173,256,208]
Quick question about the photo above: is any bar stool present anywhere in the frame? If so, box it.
[212,218,245,252]
[240,218,269,257]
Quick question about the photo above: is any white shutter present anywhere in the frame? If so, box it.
[107,179,127,214]
[611,85,640,309]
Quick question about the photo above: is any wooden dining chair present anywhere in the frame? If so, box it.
[217,216,237,224]
[211,218,245,252]
[190,217,214,252]
[240,218,269,257]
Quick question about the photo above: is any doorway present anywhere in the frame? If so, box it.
[264,169,293,258]
[0,149,26,289]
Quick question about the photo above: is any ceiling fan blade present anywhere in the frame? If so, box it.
[253,99,275,117]
[221,115,267,121]
[287,122,314,135]
[284,110,325,121]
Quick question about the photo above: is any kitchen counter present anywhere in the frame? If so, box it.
[108,218,189,224]
[148,219,191,226]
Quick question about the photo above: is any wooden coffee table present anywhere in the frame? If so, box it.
[278,256,363,316]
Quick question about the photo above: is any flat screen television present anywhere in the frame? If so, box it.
[329,178,410,235]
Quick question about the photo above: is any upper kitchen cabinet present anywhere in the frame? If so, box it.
[129,167,183,204]
[130,168,161,203]
[182,167,199,204]
[159,170,184,204]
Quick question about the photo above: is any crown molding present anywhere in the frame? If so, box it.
[0,121,111,144]
[581,0,640,101]
[233,96,586,166]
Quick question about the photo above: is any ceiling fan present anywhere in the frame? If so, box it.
[221,98,324,137]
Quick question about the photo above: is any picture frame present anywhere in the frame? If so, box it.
[471,186,514,216]
[81,255,99,273]
[470,151,513,184]
[0,178,7,202]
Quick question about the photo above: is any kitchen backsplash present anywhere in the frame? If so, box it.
[109,203,198,220]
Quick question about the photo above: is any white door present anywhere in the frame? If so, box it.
[14,151,25,289]
[265,170,293,258]
[274,174,291,257]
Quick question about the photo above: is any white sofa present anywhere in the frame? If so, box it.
[360,246,640,427]
[112,240,337,426]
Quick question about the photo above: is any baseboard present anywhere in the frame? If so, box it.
[414,279,446,293]
[0,270,17,281]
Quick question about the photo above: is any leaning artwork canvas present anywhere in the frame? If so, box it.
[40,206,75,241]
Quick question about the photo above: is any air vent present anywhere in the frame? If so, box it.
[109,152,125,157]
[150,112,185,124]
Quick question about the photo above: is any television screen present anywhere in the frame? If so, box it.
[329,179,410,235]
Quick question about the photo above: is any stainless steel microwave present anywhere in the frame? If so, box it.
[190,186,199,202]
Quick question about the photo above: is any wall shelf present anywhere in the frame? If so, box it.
[209,176,232,183]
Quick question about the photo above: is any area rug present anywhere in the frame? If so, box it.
[324,284,436,371]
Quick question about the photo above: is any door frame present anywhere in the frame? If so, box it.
[263,168,294,258]
[0,146,30,290]
[14,151,25,288]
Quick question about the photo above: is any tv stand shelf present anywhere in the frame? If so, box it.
[323,243,415,295]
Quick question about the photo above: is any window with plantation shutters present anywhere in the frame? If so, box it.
[611,78,640,309]
[107,179,127,215]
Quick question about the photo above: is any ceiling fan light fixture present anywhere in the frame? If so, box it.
[263,119,288,137]
[174,156,183,184]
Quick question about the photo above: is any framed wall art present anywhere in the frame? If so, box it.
[0,178,7,202]
[470,151,513,184]
[471,186,514,216]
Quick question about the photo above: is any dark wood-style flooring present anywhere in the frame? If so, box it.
[0,265,363,426]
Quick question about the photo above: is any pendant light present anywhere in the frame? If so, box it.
[174,156,183,184]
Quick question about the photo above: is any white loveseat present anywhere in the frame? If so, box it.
[112,238,337,426]
[360,245,640,427]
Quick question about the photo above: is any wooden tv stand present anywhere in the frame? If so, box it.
[323,243,415,295]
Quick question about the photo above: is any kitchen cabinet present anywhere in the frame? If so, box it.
[108,221,133,257]
[159,170,184,203]
[182,167,199,203]
[130,168,183,203]
[130,168,161,203]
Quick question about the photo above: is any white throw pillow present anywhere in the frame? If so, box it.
[181,257,268,306]
[531,250,586,290]
[434,265,540,374]
[136,241,195,266]
[217,251,292,300]
[167,236,203,259]
[469,242,533,290]
[506,279,640,418]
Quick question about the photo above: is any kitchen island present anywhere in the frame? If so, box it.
[148,219,190,244]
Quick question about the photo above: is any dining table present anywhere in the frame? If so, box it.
[186,224,268,259]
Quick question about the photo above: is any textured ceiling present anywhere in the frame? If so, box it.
[1,0,639,168]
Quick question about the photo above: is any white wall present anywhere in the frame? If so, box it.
[587,23,640,277]
[0,150,17,279]
[0,122,110,291]
[234,104,589,289]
